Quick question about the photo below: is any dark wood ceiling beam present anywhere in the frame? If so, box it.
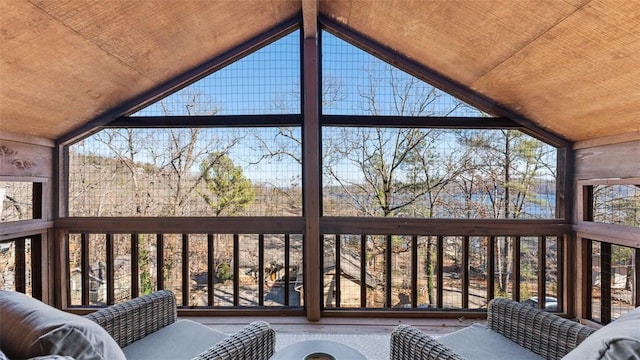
[322,115,517,129]
[108,114,302,128]
[302,23,322,321]
[109,114,517,129]
[302,0,318,39]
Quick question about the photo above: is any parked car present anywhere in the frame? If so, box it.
[522,296,558,312]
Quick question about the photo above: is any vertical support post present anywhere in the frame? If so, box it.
[556,235,565,313]
[15,238,26,294]
[385,235,392,308]
[207,234,215,306]
[130,233,139,298]
[538,236,546,309]
[233,234,240,306]
[488,236,496,303]
[436,236,444,309]
[32,182,43,220]
[182,234,189,307]
[557,146,572,222]
[601,242,612,324]
[81,233,89,305]
[157,234,164,291]
[303,32,321,321]
[574,186,594,318]
[360,234,367,308]
[106,233,114,305]
[55,229,69,308]
[634,248,640,307]
[513,236,521,301]
[576,185,594,320]
[334,235,341,307]
[57,145,69,219]
[53,144,67,307]
[583,185,594,222]
[462,236,470,308]
[31,234,43,300]
[411,235,418,308]
[284,234,291,306]
[583,238,593,319]
[258,234,265,306]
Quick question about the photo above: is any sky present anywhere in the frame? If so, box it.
[130,29,488,118]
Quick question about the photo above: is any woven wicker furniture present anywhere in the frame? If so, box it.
[85,290,276,360]
[0,290,275,360]
[390,298,596,360]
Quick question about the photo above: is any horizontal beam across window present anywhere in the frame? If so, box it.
[322,115,517,129]
[109,114,302,128]
[110,114,518,130]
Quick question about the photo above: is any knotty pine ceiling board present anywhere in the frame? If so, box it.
[321,0,638,141]
[0,1,155,139]
[321,0,585,85]
[30,0,299,80]
[1,0,638,142]
[471,0,640,141]
[1,0,300,140]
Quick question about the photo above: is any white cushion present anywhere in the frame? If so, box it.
[563,306,640,360]
[437,323,544,360]
[0,291,125,360]
[122,319,228,360]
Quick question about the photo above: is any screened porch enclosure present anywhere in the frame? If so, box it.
[1,14,638,325]
[54,24,573,317]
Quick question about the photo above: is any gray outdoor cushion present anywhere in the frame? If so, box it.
[0,291,125,360]
[562,306,640,360]
[122,319,228,360]
[437,323,544,360]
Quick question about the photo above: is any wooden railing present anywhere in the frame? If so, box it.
[56,217,305,315]
[0,235,42,299]
[584,239,639,324]
[321,218,569,316]
[55,217,572,317]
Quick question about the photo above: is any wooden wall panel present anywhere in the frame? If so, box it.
[572,136,639,319]
[574,139,640,180]
[0,132,55,304]
[0,138,53,178]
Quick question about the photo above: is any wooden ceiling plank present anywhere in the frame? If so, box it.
[57,16,301,145]
[0,0,638,142]
[319,0,352,25]
[1,1,299,140]
[337,0,583,84]
[472,0,640,141]
[0,2,155,139]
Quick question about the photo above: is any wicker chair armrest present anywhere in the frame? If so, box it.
[487,298,595,360]
[84,290,177,348]
[192,321,275,360]
[390,324,466,360]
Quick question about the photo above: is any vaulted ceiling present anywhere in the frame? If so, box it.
[1,0,639,142]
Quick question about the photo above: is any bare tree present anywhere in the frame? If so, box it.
[322,65,472,307]
[79,90,246,217]
[68,90,250,302]
[455,129,557,296]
